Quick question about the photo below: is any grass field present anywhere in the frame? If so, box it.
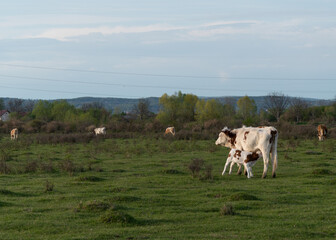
[0,134,335,239]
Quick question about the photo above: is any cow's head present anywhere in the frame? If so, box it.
[215,127,236,148]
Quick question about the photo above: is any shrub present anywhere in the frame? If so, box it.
[59,159,76,175]
[163,169,181,174]
[77,175,104,182]
[0,150,12,162]
[220,204,235,216]
[312,169,333,175]
[0,160,11,174]
[76,200,111,212]
[40,161,56,173]
[202,164,213,180]
[44,180,54,192]
[188,158,204,178]
[100,209,136,225]
[24,160,39,173]
[28,119,46,132]
[45,121,64,133]
[228,192,259,201]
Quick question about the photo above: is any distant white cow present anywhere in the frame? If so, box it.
[94,127,106,136]
[222,148,262,178]
[164,127,175,136]
[10,128,18,140]
[216,126,278,178]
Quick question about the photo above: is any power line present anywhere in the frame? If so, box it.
[0,74,335,94]
[1,62,336,81]
[0,81,334,98]
[0,73,263,92]
[0,85,143,98]
[0,63,220,79]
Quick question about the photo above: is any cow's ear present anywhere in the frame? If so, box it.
[221,126,230,132]
[223,128,236,139]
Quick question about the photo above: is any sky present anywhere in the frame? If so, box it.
[0,0,335,100]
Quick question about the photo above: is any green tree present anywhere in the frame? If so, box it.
[51,100,76,121]
[32,100,53,121]
[195,99,225,122]
[156,91,198,125]
[237,96,257,125]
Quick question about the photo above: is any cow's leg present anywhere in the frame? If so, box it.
[237,164,243,175]
[271,139,278,178]
[222,158,231,175]
[244,164,250,178]
[228,161,235,175]
[261,148,270,178]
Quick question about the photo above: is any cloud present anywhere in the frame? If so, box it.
[26,24,188,41]
[23,20,266,41]
[16,17,336,45]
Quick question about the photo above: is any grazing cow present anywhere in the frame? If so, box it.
[94,127,106,136]
[165,127,175,136]
[216,126,278,178]
[10,128,18,140]
[317,124,327,141]
[222,148,262,178]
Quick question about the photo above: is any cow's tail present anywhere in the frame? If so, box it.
[270,130,278,178]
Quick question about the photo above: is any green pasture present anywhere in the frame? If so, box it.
[0,135,335,239]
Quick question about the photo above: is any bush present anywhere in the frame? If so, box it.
[100,209,136,225]
[76,200,112,212]
[44,121,65,133]
[0,160,11,174]
[220,204,235,216]
[0,150,12,162]
[40,161,56,173]
[76,175,104,182]
[24,160,39,173]
[188,158,204,178]
[312,169,333,175]
[44,180,54,192]
[275,121,316,139]
[228,193,259,201]
[59,159,76,175]
[202,164,213,180]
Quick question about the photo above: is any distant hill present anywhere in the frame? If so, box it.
[1,96,333,113]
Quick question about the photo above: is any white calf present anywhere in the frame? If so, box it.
[222,149,262,178]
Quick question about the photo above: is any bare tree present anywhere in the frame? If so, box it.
[289,97,309,123]
[133,99,151,120]
[8,99,25,113]
[81,102,103,111]
[0,98,4,110]
[264,92,290,122]
[24,100,36,113]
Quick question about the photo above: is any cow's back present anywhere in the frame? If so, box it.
[234,127,274,152]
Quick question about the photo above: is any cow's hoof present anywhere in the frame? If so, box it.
[262,174,267,179]
[237,171,242,175]
[272,173,276,178]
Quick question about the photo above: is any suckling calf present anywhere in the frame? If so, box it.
[222,148,262,178]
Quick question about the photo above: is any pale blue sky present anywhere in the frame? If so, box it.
[0,0,335,100]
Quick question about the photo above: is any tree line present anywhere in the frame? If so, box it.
[0,92,335,136]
